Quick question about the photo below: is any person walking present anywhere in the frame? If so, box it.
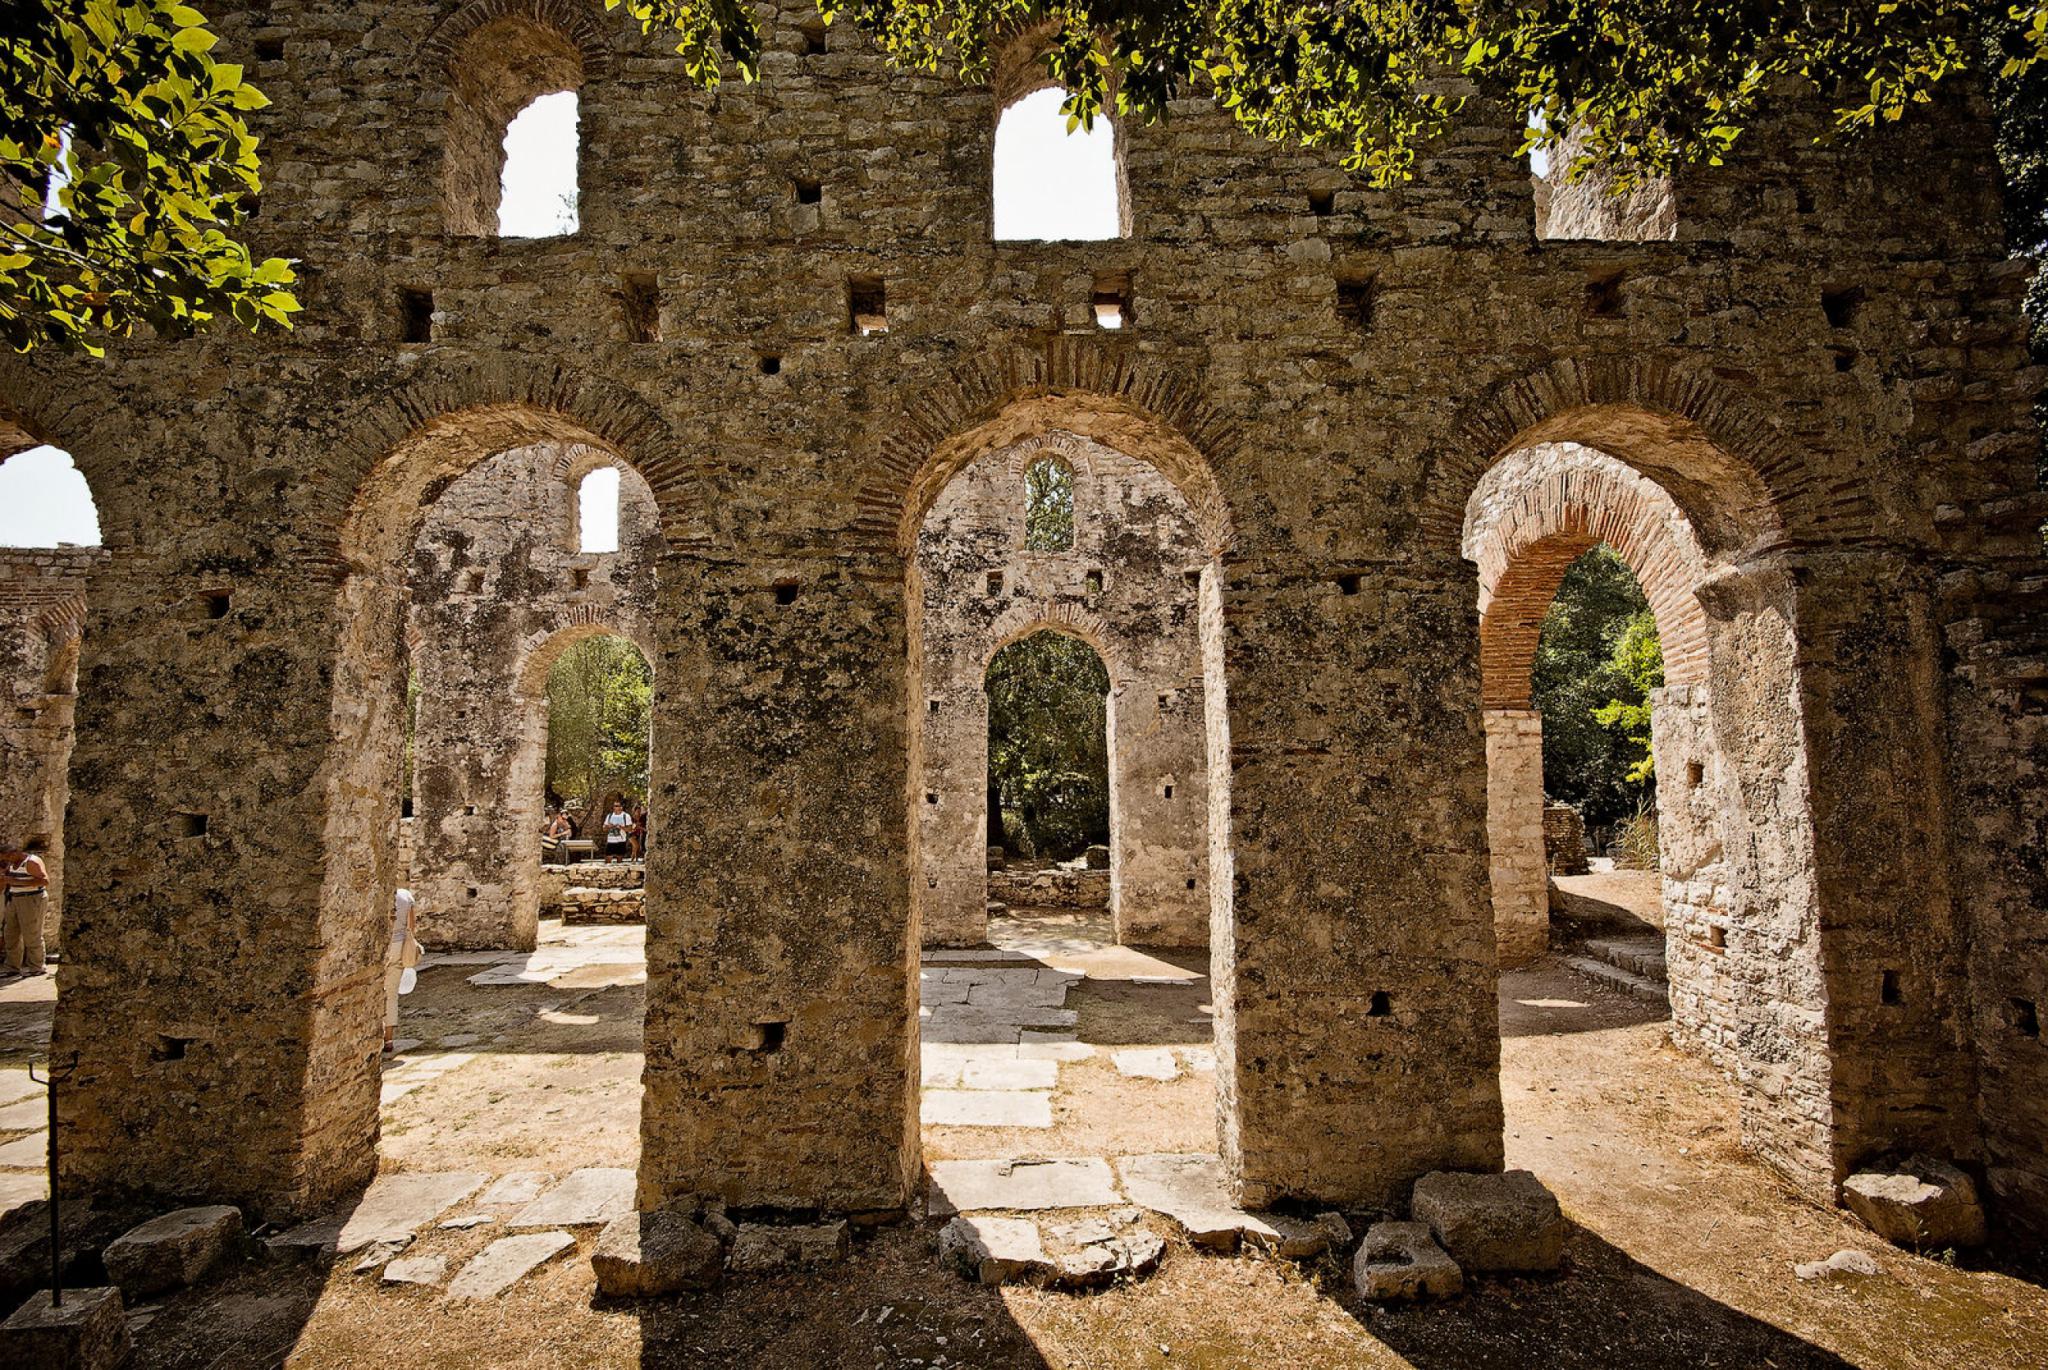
[385,888,421,1052]
[0,845,49,976]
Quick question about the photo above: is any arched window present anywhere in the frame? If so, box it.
[497,90,579,236]
[0,445,101,547]
[443,19,583,236]
[993,88,1125,241]
[1023,456,1075,551]
[577,467,620,554]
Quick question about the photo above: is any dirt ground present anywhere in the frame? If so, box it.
[6,917,2046,1368]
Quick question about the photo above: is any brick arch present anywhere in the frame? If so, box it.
[1467,445,1713,709]
[511,613,656,698]
[422,0,614,78]
[305,356,704,575]
[0,359,123,550]
[874,343,1240,558]
[1425,356,1824,561]
[982,603,1125,688]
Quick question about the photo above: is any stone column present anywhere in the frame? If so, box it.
[1213,566,1504,1209]
[915,678,990,947]
[1109,677,1209,946]
[1649,683,1737,1067]
[639,552,917,1214]
[409,679,545,951]
[1483,709,1547,967]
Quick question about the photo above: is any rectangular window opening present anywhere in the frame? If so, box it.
[1708,925,1727,951]
[1335,573,1363,596]
[1881,969,1903,1006]
[620,272,661,343]
[1367,990,1391,1017]
[572,568,590,590]
[1092,272,1132,330]
[1308,187,1336,216]
[1335,274,1374,330]
[1162,784,1174,800]
[928,698,941,714]
[848,276,887,335]
[400,288,434,343]
[773,579,801,605]
[255,37,285,63]
[1686,760,1704,788]
[173,812,208,839]
[795,20,826,55]
[200,591,231,619]
[1085,569,1105,595]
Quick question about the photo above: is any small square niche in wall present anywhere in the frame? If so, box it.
[848,276,887,335]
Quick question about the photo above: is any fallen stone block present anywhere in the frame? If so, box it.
[1355,1221,1463,1302]
[1243,1211,1350,1261]
[0,1285,130,1369]
[727,1221,849,1274]
[1794,1248,1882,1281]
[940,1216,1048,1285]
[102,1205,241,1297]
[381,1255,446,1286]
[1842,1157,1987,1250]
[446,1231,574,1301]
[0,1201,133,1307]
[1410,1169,1564,1273]
[592,1209,723,1297]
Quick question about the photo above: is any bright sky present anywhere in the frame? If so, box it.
[0,445,101,547]
[994,89,1121,241]
[498,91,580,237]
[578,467,620,553]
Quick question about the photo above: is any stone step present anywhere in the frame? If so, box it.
[1561,953,1669,1004]
[1581,936,1667,983]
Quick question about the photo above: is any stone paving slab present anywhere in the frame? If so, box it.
[1112,1049,1180,1081]
[382,1254,447,1286]
[1116,1153,1286,1249]
[474,1172,552,1209]
[270,1171,488,1256]
[507,1167,634,1228]
[446,1231,573,1300]
[0,1096,46,1129]
[927,1159,1122,1216]
[922,1090,1052,1128]
[1018,1039,1094,1062]
[0,1132,47,1167]
[0,1072,38,1107]
[960,1058,1058,1091]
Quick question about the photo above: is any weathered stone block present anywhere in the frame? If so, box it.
[1354,1221,1463,1302]
[101,1205,241,1296]
[1842,1157,1987,1250]
[0,1286,130,1369]
[938,1215,1047,1285]
[591,1208,723,1297]
[727,1221,849,1274]
[1410,1170,1564,1273]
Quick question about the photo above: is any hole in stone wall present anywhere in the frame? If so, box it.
[848,276,887,335]
[796,19,826,55]
[1186,878,1197,890]
[773,579,801,605]
[620,271,661,343]
[173,812,208,839]
[1831,347,1857,373]
[1308,187,1335,216]
[1162,783,1174,800]
[1183,569,1202,590]
[1085,569,1105,595]
[400,288,434,343]
[1334,573,1362,596]
[153,1034,190,1062]
[1796,186,1816,214]
[926,792,940,805]
[572,568,589,590]
[758,353,782,376]
[1585,270,1626,318]
[467,886,479,899]
[928,698,941,713]
[794,178,822,205]
[752,1020,788,1052]
[1686,760,1704,788]
[1821,287,1864,328]
[465,570,485,594]
[1157,692,1170,708]
[255,37,285,62]
[1709,925,1727,950]
[1335,274,1374,329]
[1881,969,1903,1006]
[1368,991,1391,1017]
[464,804,478,816]
[986,571,1004,597]
[2013,997,2040,1038]
[200,591,231,619]
[1092,272,1131,329]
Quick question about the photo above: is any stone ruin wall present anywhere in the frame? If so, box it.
[0,546,102,949]
[914,432,1209,948]
[1653,683,1739,1072]
[406,440,660,949]
[0,0,2038,1234]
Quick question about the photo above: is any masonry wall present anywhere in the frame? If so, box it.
[1654,683,1738,1070]
[0,0,2034,1229]
[914,432,1208,948]
[0,546,101,949]
[406,440,660,949]
[1483,710,1546,965]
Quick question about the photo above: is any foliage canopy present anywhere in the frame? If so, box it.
[986,630,1110,859]
[544,635,653,816]
[1023,455,1075,551]
[1,0,298,353]
[1532,546,1663,832]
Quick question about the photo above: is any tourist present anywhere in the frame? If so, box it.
[0,845,48,976]
[602,798,633,862]
[541,807,572,858]
[385,887,420,1053]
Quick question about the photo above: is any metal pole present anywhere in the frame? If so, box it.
[28,1052,76,1308]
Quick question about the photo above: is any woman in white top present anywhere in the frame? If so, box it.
[385,888,420,1052]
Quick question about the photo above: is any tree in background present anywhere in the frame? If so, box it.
[2,1,298,352]
[987,631,1110,860]
[545,636,652,818]
[1532,547,1662,833]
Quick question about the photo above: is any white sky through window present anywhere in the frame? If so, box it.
[578,467,620,554]
[994,88,1121,241]
[0,445,101,547]
[498,91,580,237]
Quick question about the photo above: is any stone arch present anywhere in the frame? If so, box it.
[1466,443,1713,710]
[512,611,657,700]
[869,343,1241,559]
[1424,356,1819,560]
[0,360,127,551]
[304,358,702,572]
[422,0,616,78]
[982,603,1125,688]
